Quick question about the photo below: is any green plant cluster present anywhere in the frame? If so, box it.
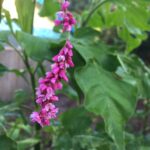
[0,0,150,150]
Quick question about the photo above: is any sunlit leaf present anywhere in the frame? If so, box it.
[15,0,35,33]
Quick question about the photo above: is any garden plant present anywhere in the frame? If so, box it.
[0,0,150,150]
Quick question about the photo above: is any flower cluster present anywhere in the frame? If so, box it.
[30,0,76,127]
[30,40,74,127]
[54,1,76,32]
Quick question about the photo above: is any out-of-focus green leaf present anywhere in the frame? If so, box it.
[116,55,150,99]
[0,135,17,150]
[8,128,20,141]
[0,63,26,79]
[0,43,4,51]
[2,9,13,33]
[53,133,73,150]
[0,102,18,115]
[17,138,40,150]
[0,31,11,42]
[60,107,92,135]
[7,119,32,141]
[0,64,8,76]
[73,27,101,45]
[59,84,79,101]
[16,31,51,61]
[39,0,59,18]
[13,89,29,106]
[72,135,111,150]
[87,0,150,52]
[15,0,35,33]
[118,27,147,53]
[140,146,150,150]
[0,0,4,21]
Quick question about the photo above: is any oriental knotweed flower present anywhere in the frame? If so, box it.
[54,1,76,32]
[30,0,76,127]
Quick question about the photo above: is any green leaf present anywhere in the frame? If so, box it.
[72,135,111,150]
[60,107,92,135]
[39,0,59,18]
[116,55,150,99]
[16,31,51,61]
[17,138,40,150]
[53,133,73,150]
[13,89,29,106]
[0,31,11,42]
[87,0,150,52]
[0,135,17,150]
[140,146,150,150]
[15,0,35,33]
[0,42,4,51]
[75,61,137,150]
[2,9,14,33]
[0,0,4,21]
[72,39,119,72]
[0,64,8,76]
[0,102,18,115]
[118,27,147,53]
[59,84,79,101]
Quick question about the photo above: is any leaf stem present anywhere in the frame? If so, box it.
[39,63,46,76]
[117,54,128,73]
[23,51,36,101]
[82,0,107,27]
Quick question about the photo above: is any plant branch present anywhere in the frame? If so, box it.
[23,51,36,100]
[82,0,107,27]
[39,63,46,76]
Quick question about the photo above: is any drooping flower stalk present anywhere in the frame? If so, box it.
[30,0,76,127]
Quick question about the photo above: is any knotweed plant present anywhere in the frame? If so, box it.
[30,0,76,127]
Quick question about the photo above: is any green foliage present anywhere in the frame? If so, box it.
[87,0,150,52]
[75,61,136,150]
[2,9,14,33]
[0,64,8,76]
[15,0,35,33]
[0,31,11,42]
[0,0,3,21]
[0,135,17,150]
[39,0,59,18]
[17,138,40,150]
[0,0,150,150]
[16,31,52,61]
[116,55,150,99]
[0,43,3,51]
[60,107,92,135]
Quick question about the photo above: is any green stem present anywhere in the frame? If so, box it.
[117,54,128,73]
[39,63,46,76]
[34,123,41,150]
[142,99,149,135]
[31,0,36,34]
[82,0,107,27]
[23,51,41,150]
[23,51,36,101]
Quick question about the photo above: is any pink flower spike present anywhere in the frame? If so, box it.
[30,112,41,124]
[30,0,76,127]
[51,95,59,101]
[59,70,68,82]
[61,1,70,11]
[52,55,59,62]
[52,66,60,74]
[54,20,61,26]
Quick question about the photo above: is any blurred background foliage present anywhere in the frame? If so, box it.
[0,0,150,150]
